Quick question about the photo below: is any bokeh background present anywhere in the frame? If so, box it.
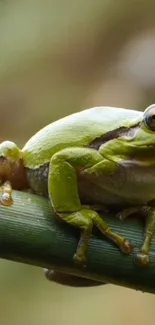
[0,0,155,324]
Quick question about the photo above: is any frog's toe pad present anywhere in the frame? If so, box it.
[1,193,13,206]
[135,253,150,267]
[121,239,134,255]
[117,212,125,220]
[73,253,87,267]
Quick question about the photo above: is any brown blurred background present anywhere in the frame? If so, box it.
[0,0,155,324]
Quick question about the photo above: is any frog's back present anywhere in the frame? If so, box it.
[22,106,142,168]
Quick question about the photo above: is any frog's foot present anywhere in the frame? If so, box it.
[117,207,141,220]
[120,239,133,254]
[135,208,155,267]
[73,229,92,267]
[0,181,13,206]
[135,252,150,267]
[135,232,151,267]
[58,208,133,267]
[73,252,87,267]
[58,210,93,267]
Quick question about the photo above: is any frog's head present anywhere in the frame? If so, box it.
[0,141,28,189]
[101,104,155,162]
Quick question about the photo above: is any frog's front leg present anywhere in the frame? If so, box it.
[48,147,133,266]
[0,181,13,206]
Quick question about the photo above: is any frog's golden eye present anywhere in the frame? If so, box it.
[144,104,155,131]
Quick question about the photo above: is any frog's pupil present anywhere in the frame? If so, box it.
[152,115,155,120]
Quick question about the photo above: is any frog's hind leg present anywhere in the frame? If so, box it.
[117,206,155,267]
[48,147,133,266]
[135,207,155,267]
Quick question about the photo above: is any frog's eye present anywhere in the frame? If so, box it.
[144,104,155,131]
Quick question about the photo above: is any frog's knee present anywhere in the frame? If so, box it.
[58,210,93,230]
[81,217,93,230]
[50,152,64,164]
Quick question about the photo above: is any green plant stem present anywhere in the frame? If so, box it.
[0,190,155,294]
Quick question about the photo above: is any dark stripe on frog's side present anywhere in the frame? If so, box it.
[26,125,140,195]
[26,163,49,196]
[86,125,139,150]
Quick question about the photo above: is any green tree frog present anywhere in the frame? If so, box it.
[1,104,155,267]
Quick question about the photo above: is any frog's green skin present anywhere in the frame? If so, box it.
[1,104,155,267]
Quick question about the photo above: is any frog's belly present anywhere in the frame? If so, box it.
[78,161,155,207]
[26,161,155,208]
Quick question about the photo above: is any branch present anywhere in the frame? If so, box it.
[0,190,155,294]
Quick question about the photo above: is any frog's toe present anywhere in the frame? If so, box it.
[116,211,124,220]
[1,192,13,206]
[121,239,134,254]
[116,210,130,220]
[135,252,150,267]
[73,252,87,267]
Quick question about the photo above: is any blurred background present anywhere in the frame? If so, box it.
[0,0,155,324]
